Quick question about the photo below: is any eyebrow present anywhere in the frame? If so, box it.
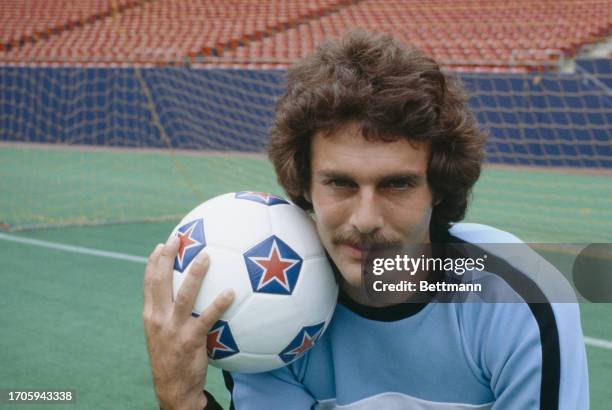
[378,173,424,186]
[316,170,425,184]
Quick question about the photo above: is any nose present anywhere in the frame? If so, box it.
[348,188,384,235]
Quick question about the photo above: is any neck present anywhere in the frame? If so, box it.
[340,279,386,307]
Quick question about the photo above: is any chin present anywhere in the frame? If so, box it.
[335,258,362,288]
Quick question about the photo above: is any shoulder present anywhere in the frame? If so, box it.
[448,222,577,303]
[447,224,587,409]
[449,222,523,243]
[446,222,581,369]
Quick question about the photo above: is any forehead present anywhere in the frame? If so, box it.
[311,122,429,178]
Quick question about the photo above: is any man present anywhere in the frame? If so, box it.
[143,31,588,409]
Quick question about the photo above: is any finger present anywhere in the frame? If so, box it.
[143,244,163,313]
[195,289,235,337]
[152,234,180,310]
[173,251,210,319]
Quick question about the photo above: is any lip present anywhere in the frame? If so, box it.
[340,243,363,260]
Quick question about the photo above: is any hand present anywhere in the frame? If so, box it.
[143,235,235,410]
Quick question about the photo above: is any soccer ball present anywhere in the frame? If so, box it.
[170,192,338,373]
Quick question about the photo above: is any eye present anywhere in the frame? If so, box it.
[325,178,356,189]
[380,178,414,190]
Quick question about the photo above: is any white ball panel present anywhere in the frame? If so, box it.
[188,193,272,254]
[175,193,235,238]
[230,293,302,355]
[211,352,285,374]
[172,246,252,321]
[268,204,324,260]
[291,257,338,325]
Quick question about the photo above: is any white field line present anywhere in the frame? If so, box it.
[0,232,147,264]
[1,232,611,350]
[583,336,612,350]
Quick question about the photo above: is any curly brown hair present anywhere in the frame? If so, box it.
[268,30,486,228]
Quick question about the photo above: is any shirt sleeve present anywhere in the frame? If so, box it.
[551,302,589,410]
[471,301,589,410]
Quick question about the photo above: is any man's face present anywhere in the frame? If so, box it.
[309,122,434,289]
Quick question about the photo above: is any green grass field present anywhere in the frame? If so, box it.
[1,144,611,409]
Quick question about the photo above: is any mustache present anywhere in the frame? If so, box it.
[331,229,403,250]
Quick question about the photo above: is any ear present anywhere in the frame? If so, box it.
[303,191,312,203]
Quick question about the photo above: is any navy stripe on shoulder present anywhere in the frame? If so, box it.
[447,232,560,410]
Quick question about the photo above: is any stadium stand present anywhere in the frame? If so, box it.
[1,0,609,71]
[218,0,611,71]
[0,0,348,65]
[1,0,139,50]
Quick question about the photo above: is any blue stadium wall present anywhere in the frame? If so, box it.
[1,59,610,168]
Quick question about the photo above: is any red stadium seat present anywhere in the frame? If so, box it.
[1,0,609,71]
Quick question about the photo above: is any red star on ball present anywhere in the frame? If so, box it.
[207,326,233,357]
[251,241,298,291]
[288,332,317,356]
[248,191,272,203]
[177,225,198,265]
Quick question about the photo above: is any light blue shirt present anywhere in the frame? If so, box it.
[226,223,589,409]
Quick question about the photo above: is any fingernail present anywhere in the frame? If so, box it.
[221,289,234,300]
[195,251,208,263]
[168,235,179,246]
